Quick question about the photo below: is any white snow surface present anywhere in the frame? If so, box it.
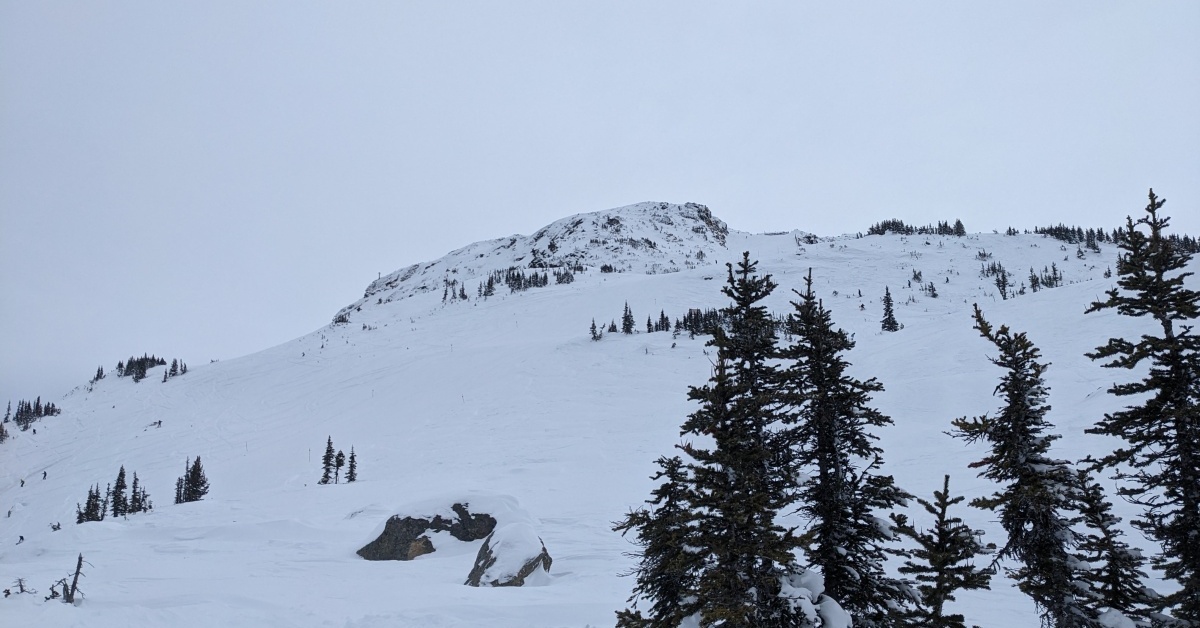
[2,201,1191,626]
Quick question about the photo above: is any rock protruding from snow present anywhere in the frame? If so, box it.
[464,523,552,587]
[357,503,497,561]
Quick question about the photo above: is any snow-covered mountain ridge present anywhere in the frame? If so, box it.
[1,201,1191,627]
[338,202,733,317]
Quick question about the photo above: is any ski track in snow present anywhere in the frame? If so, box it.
[1,202,1192,627]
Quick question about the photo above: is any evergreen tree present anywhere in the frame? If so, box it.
[951,306,1097,628]
[320,436,335,485]
[346,448,357,483]
[1073,469,1154,624]
[676,253,817,626]
[590,318,602,341]
[185,456,209,502]
[169,359,179,377]
[111,466,128,517]
[776,269,914,627]
[881,286,899,332]
[608,320,618,333]
[622,302,635,335]
[613,456,702,628]
[1083,189,1200,625]
[129,473,142,513]
[647,315,654,334]
[174,476,185,505]
[101,483,110,520]
[334,450,346,484]
[892,475,993,627]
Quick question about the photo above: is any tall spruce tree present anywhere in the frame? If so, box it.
[675,253,819,626]
[346,448,357,483]
[776,269,914,627]
[622,302,635,335]
[111,466,128,517]
[129,473,142,513]
[186,457,209,501]
[320,436,335,485]
[951,305,1097,628]
[613,456,702,628]
[892,475,992,628]
[881,287,899,332]
[1083,189,1200,625]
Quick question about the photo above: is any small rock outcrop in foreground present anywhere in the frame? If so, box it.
[464,522,553,587]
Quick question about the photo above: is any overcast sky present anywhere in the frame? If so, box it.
[2,1,1197,407]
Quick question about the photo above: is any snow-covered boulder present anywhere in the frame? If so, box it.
[464,523,552,587]
[357,502,497,561]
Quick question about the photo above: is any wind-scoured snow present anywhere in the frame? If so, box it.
[1,202,1189,627]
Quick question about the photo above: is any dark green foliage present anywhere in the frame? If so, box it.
[120,354,167,382]
[1084,189,1200,624]
[76,484,106,523]
[111,466,128,517]
[590,318,602,341]
[881,286,899,332]
[892,475,992,627]
[867,218,964,236]
[489,266,550,294]
[335,450,346,484]
[91,365,105,383]
[1073,469,1153,623]
[175,457,209,503]
[10,397,61,431]
[672,253,816,625]
[613,456,701,627]
[622,302,635,334]
[777,270,914,627]
[951,306,1096,628]
[346,448,357,483]
[320,436,335,485]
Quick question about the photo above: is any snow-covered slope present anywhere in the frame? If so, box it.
[0,202,1185,627]
[337,201,730,317]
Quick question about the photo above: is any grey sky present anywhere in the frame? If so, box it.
[2,2,1197,406]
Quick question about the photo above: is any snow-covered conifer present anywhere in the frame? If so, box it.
[951,305,1096,628]
[892,475,992,627]
[777,269,914,627]
[1084,189,1200,624]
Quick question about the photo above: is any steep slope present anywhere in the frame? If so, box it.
[0,202,1181,627]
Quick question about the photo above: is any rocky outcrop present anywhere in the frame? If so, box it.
[464,523,552,587]
[357,503,497,561]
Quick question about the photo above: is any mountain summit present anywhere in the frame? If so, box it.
[338,202,729,317]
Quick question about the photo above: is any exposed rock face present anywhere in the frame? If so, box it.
[464,523,552,587]
[357,503,497,561]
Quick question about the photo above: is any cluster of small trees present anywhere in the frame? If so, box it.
[111,354,185,383]
[76,466,152,523]
[615,191,1199,627]
[319,437,357,484]
[174,457,209,504]
[3,398,60,433]
[867,218,966,237]
[116,354,166,382]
